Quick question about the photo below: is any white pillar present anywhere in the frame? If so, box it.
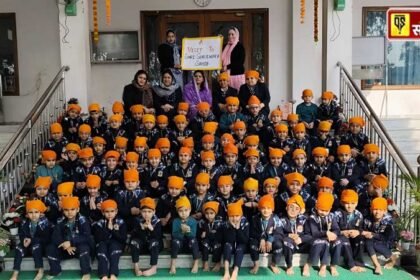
[58,0,91,110]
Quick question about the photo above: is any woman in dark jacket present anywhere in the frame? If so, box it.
[212,72,239,119]
[238,70,271,117]
[221,27,245,91]
[122,70,155,114]
[152,69,183,119]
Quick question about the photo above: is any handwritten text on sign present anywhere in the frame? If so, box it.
[181,36,223,70]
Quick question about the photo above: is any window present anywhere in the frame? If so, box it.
[0,13,19,96]
[362,7,420,89]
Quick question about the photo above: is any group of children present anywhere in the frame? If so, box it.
[9,82,398,280]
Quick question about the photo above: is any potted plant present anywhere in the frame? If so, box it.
[1,195,26,235]
[400,230,415,251]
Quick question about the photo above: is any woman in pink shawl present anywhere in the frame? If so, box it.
[183,70,212,120]
[221,27,246,91]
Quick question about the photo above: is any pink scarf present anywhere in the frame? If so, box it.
[221,27,240,72]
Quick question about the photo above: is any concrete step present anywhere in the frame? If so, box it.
[0,124,20,153]
[390,140,420,152]
[386,129,420,140]
[381,118,420,130]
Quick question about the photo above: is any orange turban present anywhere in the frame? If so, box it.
[61,196,80,209]
[218,72,229,81]
[337,145,351,155]
[197,102,211,112]
[157,115,169,124]
[148,148,161,159]
[270,109,282,118]
[203,122,218,134]
[178,102,189,111]
[109,114,124,123]
[225,96,240,106]
[42,150,56,160]
[34,176,52,189]
[67,104,81,113]
[349,116,365,127]
[275,123,288,133]
[264,178,280,188]
[66,143,81,153]
[317,176,334,189]
[318,121,332,132]
[202,134,215,144]
[142,114,156,124]
[363,143,379,155]
[201,150,215,161]
[104,150,120,159]
[50,123,63,134]
[57,182,74,195]
[316,192,334,211]
[168,176,184,189]
[130,104,144,114]
[78,147,94,159]
[244,148,259,158]
[101,199,117,210]
[244,135,259,146]
[182,137,194,149]
[195,172,210,185]
[321,91,334,100]
[285,172,305,186]
[178,147,192,157]
[93,136,106,145]
[134,136,148,148]
[248,95,261,106]
[371,174,388,190]
[78,124,91,134]
[371,197,388,210]
[124,169,139,182]
[26,200,47,213]
[312,147,329,157]
[287,114,299,122]
[126,151,139,162]
[112,101,124,113]
[340,189,358,203]
[174,114,187,124]
[243,177,259,191]
[269,148,285,158]
[140,197,156,210]
[258,194,275,210]
[287,194,305,210]
[155,138,170,149]
[218,175,234,187]
[221,133,235,144]
[245,70,260,79]
[302,89,313,97]
[86,174,101,188]
[176,196,191,210]
[203,201,219,214]
[233,121,246,131]
[223,143,238,155]
[227,200,244,217]
[88,103,100,112]
[293,123,306,133]
[292,148,306,159]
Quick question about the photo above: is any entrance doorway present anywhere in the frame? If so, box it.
[141,9,268,87]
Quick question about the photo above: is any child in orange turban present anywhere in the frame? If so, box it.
[35,150,63,191]
[46,122,66,160]
[104,112,128,151]
[340,116,369,160]
[219,96,247,134]
[241,69,270,117]
[80,174,107,222]
[296,88,318,136]
[331,144,362,193]
[74,147,101,197]
[362,143,387,182]
[62,102,84,142]
[318,91,341,135]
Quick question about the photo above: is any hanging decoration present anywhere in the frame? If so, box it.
[92,0,99,44]
[105,0,111,26]
[314,0,319,42]
[300,0,305,23]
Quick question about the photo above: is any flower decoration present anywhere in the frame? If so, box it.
[400,230,414,242]
[300,0,305,24]
[314,0,319,42]
[92,0,99,44]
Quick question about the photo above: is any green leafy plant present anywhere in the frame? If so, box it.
[397,173,420,242]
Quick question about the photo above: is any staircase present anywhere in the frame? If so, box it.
[0,124,20,154]
[381,117,420,175]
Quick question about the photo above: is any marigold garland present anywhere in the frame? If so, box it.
[314,0,319,42]
[92,0,99,44]
[105,0,111,26]
[300,0,305,24]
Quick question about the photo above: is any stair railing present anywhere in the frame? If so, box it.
[337,61,417,237]
[0,66,69,217]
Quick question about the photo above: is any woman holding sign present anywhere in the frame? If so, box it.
[183,70,212,120]
[221,27,245,91]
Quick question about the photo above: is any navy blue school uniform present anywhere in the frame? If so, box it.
[363,213,395,259]
[169,128,193,152]
[197,165,222,194]
[357,191,391,218]
[304,212,341,266]
[340,132,369,161]
[222,216,250,268]
[262,162,290,190]
[189,192,215,219]
[310,135,338,160]
[93,217,127,278]
[103,128,129,151]
[36,193,60,223]
[62,116,84,143]
[136,127,159,148]
[334,208,365,267]
[84,115,108,137]
[140,163,168,198]
[161,151,176,167]
[134,150,148,169]
[80,193,108,222]
[292,137,312,160]
[279,215,311,268]
[242,162,264,189]
[263,122,279,146]
[306,162,332,185]
[215,194,238,221]
[93,151,106,167]
[360,158,387,178]
[330,158,363,194]
[76,137,93,149]
[189,111,217,142]
[156,127,172,139]
[218,162,245,195]
[198,218,224,263]
[276,190,311,217]
[114,188,145,231]
[44,137,69,160]
[99,166,123,199]
[127,119,143,140]
[60,158,80,182]
[130,215,162,266]
[169,162,199,195]
[246,113,269,138]
[238,82,271,117]
[13,216,52,271]
[171,216,200,260]
[156,193,182,232]
[241,195,260,222]
[268,137,294,165]
[306,193,340,214]
[212,86,238,119]
[46,213,93,276]
[74,165,102,197]
[249,213,283,265]
[289,164,313,194]
[317,101,341,132]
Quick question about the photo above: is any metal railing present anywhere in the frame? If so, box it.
[338,62,417,234]
[0,66,69,216]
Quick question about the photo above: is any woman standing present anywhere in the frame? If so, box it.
[221,27,245,91]
[158,29,183,88]
[122,70,155,114]
[152,69,183,119]
[183,70,212,120]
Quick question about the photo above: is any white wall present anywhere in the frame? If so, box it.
[89,0,293,114]
[353,0,420,118]
[0,0,61,122]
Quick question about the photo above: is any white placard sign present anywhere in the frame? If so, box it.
[181,36,223,70]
